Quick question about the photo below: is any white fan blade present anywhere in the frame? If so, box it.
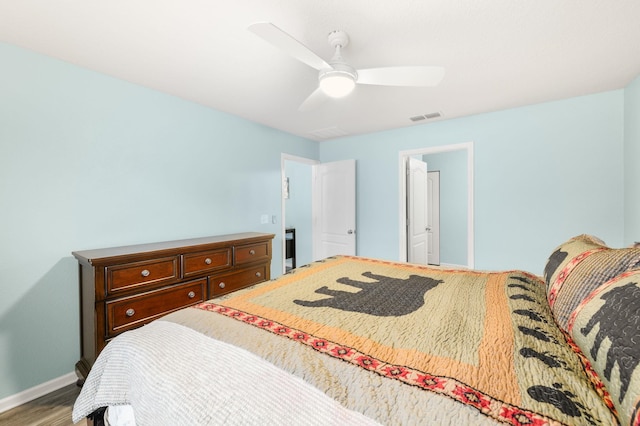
[248,22,330,71]
[298,87,328,111]
[356,66,445,87]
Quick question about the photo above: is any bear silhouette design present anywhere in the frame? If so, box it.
[544,248,568,286]
[580,281,640,402]
[294,271,443,317]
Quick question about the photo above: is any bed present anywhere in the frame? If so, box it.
[73,235,640,425]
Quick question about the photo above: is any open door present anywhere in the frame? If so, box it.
[312,159,356,260]
[407,157,429,264]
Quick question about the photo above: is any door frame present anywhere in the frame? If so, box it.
[427,170,440,265]
[281,153,319,275]
[398,142,475,268]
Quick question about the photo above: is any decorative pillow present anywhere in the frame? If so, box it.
[543,235,640,331]
[567,270,640,426]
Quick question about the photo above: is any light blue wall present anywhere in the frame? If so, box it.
[0,43,318,400]
[284,161,313,267]
[1,39,637,403]
[423,151,467,265]
[320,90,625,274]
[625,75,640,245]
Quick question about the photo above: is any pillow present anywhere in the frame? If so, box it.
[543,235,640,331]
[567,270,640,426]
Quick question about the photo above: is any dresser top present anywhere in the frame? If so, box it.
[73,232,275,265]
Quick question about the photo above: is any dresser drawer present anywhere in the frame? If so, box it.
[209,265,267,297]
[106,279,205,337]
[106,257,179,295]
[182,248,231,277]
[234,241,270,265]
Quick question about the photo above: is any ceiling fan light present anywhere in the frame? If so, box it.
[319,71,356,98]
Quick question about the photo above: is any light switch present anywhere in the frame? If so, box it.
[260,214,269,224]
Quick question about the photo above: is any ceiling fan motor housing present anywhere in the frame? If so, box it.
[327,30,349,49]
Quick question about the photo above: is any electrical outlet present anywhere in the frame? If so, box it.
[260,214,269,224]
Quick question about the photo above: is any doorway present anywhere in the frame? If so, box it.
[398,142,474,269]
[281,154,317,275]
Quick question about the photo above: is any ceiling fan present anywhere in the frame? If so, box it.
[248,22,445,111]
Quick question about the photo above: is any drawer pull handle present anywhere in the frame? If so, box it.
[255,272,262,278]
[204,258,212,265]
[141,269,150,277]
[249,249,256,255]
[125,308,135,317]
[218,282,226,289]
[188,291,196,299]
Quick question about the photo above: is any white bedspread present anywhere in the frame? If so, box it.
[72,321,380,425]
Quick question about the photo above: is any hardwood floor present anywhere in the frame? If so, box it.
[0,383,87,426]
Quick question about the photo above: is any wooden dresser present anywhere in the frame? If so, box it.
[73,232,274,381]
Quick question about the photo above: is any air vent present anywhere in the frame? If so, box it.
[409,112,442,122]
[308,126,349,140]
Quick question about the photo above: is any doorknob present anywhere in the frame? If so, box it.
[426,227,431,231]
[347,229,355,234]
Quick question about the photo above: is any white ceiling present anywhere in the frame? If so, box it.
[1,1,639,141]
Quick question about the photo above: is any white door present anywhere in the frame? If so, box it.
[407,157,428,264]
[427,171,440,265]
[312,160,356,260]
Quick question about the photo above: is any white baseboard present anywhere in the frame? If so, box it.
[0,372,78,414]
[439,262,469,269]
